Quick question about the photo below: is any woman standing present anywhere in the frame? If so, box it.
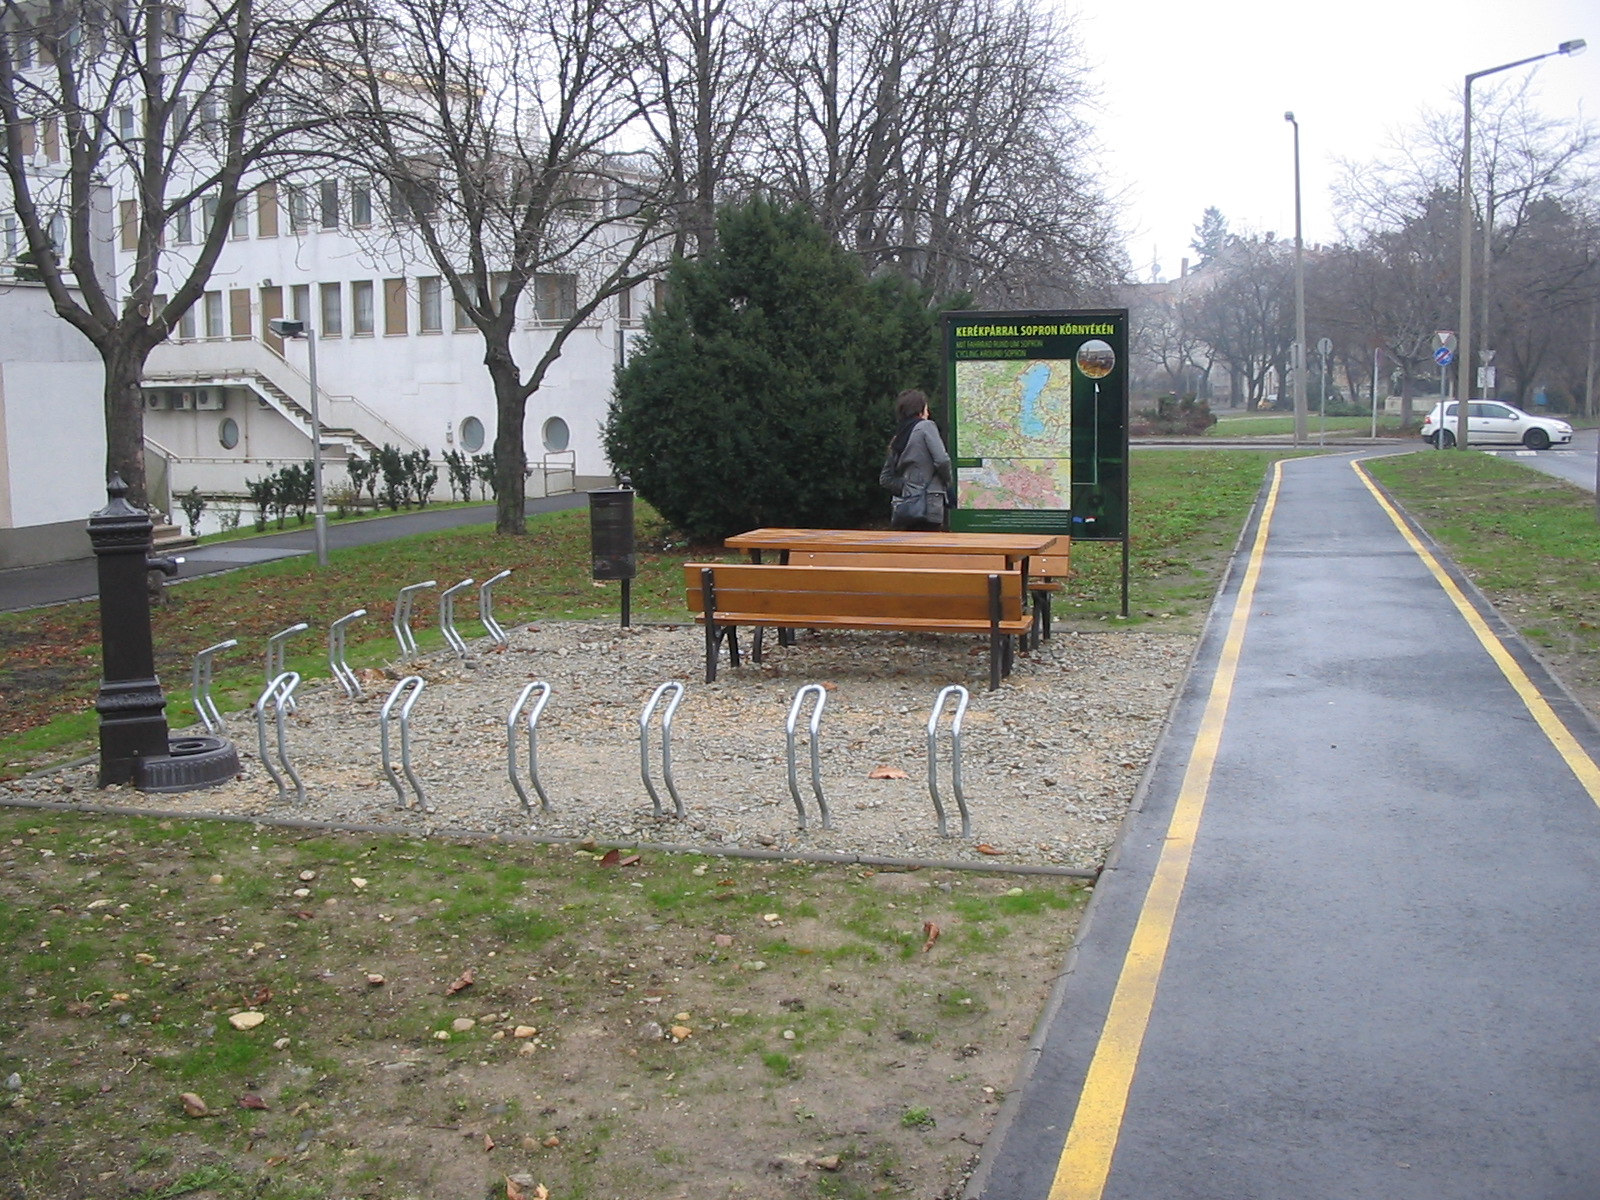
[880,389,952,530]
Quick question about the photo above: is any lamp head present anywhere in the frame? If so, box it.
[268,318,306,339]
[1558,38,1585,56]
[1284,110,1295,123]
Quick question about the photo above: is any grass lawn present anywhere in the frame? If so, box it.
[0,450,1304,773]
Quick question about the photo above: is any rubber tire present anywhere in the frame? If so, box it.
[1433,429,1455,449]
[1523,428,1551,450]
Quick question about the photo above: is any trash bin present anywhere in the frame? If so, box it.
[588,478,635,626]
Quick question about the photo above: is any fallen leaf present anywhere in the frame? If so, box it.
[975,844,1005,856]
[484,1133,495,1152]
[598,848,621,866]
[921,922,941,952]
[366,973,385,986]
[446,969,475,996]
[238,1094,269,1110]
[251,986,272,1006]
[619,854,641,867]
[868,765,909,780]
[505,1178,526,1200]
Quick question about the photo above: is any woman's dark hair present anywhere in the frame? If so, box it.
[895,389,929,422]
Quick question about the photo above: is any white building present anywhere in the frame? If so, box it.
[134,179,647,515]
[0,281,107,567]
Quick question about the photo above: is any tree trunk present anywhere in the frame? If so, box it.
[489,346,528,535]
[102,341,152,510]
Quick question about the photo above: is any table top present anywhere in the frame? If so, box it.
[724,528,1056,555]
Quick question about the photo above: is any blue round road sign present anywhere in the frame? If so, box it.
[1434,347,1454,366]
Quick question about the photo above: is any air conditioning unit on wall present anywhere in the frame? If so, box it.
[144,390,167,410]
[173,389,195,411]
[194,387,223,410]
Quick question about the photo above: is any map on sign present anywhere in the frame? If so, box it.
[953,359,1074,510]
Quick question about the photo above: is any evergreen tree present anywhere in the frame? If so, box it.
[1190,207,1231,268]
[605,200,943,541]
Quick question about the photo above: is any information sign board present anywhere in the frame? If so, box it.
[942,310,1129,540]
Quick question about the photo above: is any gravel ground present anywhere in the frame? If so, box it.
[4,620,1196,870]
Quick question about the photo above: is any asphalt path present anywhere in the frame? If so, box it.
[970,451,1600,1200]
[1483,425,1599,492]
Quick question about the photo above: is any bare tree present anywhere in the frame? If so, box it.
[1187,233,1295,411]
[751,0,1120,302]
[0,0,353,507]
[343,0,671,533]
[629,0,771,257]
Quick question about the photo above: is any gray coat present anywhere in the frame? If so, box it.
[880,419,951,496]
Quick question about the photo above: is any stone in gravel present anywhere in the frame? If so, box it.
[228,1011,266,1030]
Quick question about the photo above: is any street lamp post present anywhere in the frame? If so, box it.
[268,318,329,566]
[1456,39,1585,451]
[1285,111,1307,447]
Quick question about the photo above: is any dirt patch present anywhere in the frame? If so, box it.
[0,814,1089,1200]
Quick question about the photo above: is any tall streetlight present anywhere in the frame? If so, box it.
[1456,39,1585,451]
[1285,111,1307,447]
[268,318,328,566]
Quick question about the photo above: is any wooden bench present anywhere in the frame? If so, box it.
[788,541,1070,646]
[684,562,1032,690]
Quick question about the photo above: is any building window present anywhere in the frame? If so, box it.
[200,194,218,237]
[418,276,442,332]
[4,215,17,259]
[351,179,372,227]
[117,105,135,140]
[290,283,310,325]
[541,416,570,452]
[178,305,197,339]
[231,195,249,239]
[173,203,192,243]
[228,288,250,340]
[256,182,278,237]
[351,280,374,335]
[17,121,35,157]
[119,199,137,251]
[203,290,224,338]
[47,212,65,257]
[617,284,632,323]
[454,297,474,331]
[319,282,342,337]
[319,179,339,229]
[383,278,407,335]
[459,416,485,453]
[219,417,240,450]
[41,115,60,163]
[534,273,576,322]
[284,184,309,230]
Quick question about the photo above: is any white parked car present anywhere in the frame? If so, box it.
[1419,401,1573,450]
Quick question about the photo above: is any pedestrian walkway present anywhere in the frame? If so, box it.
[969,451,1600,1200]
[0,484,604,613]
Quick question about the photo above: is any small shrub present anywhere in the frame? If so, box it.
[443,449,474,502]
[1131,394,1216,436]
[178,487,206,537]
[473,453,497,500]
[244,472,275,531]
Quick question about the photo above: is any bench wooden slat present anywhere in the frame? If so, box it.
[684,562,1027,689]
[788,550,1013,572]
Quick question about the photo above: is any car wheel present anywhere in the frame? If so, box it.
[1523,428,1551,450]
[1433,430,1455,449]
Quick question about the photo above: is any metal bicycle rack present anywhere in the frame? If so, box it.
[328,609,367,698]
[507,680,553,813]
[927,685,972,838]
[379,675,431,812]
[439,577,476,659]
[480,570,512,646]
[393,580,437,658]
[254,671,304,804]
[639,682,686,819]
[191,638,238,734]
[786,684,832,831]
[266,622,309,712]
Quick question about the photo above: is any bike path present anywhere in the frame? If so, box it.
[971,451,1600,1200]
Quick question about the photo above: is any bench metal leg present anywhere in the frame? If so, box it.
[752,626,766,663]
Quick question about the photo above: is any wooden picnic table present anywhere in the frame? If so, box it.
[723,528,1055,571]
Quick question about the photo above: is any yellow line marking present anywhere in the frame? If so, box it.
[1046,461,1285,1200]
[1352,457,1600,806]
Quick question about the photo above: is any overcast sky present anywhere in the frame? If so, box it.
[1073,0,1597,281]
